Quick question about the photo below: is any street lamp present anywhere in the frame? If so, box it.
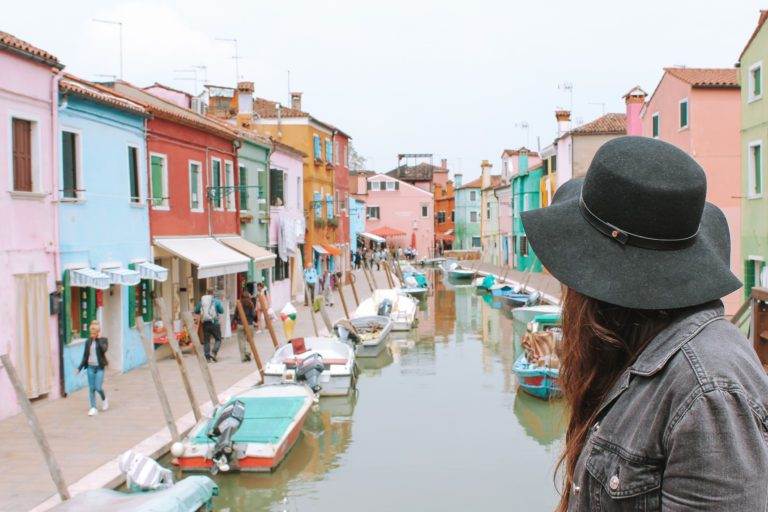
[92,18,123,79]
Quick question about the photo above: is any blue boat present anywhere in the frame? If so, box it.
[490,285,515,297]
[514,354,562,400]
[495,289,540,308]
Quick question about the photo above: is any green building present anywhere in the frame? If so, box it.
[511,155,544,272]
[236,132,271,283]
[454,174,482,250]
[739,11,768,297]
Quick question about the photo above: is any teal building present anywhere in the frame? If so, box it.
[453,174,482,250]
[512,158,544,272]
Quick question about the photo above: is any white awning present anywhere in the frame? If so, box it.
[137,261,169,282]
[154,237,250,278]
[217,236,276,270]
[359,232,386,244]
[71,268,111,290]
[103,267,141,286]
[312,244,328,255]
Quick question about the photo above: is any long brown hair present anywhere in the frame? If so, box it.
[555,289,677,512]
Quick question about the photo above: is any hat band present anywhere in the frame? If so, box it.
[579,196,698,250]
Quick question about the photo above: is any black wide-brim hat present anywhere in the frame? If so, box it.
[522,136,741,310]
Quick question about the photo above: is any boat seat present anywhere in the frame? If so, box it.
[282,357,348,367]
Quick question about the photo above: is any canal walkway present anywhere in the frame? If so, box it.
[0,268,387,512]
[462,261,562,303]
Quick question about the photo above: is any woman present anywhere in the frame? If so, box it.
[238,290,255,362]
[522,137,768,511]
[78,320,109,416]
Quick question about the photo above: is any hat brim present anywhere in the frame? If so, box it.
[521,180,741,309]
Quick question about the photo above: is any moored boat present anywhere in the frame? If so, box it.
[174,384,314,474]
[514,354,561,400]
[264,337,356,396]
[353,289,418,331]
[514,312,563,400]
[512,304,561,324]
[500,290,540,308]
[334,315,393,357]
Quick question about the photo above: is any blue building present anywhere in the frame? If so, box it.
[349,197,366,252]
[57,75,166,393]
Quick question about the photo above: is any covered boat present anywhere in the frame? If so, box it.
[352,288,418,331]
[512,304,561,324]
[499,289,540,308]
[334,315,393,357]
[175,384,314,473]
[264,337,356,396]
[400,270,429,296]
[48,476,217,512]
[514,313,562,400]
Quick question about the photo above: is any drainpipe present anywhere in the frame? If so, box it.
[51,66,65,398]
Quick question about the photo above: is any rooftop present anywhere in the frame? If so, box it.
[501,147,539,158]
[0,30,62,68]
[739,10,768,62]
[568,112,627,136]
[60,74,147,117]
[460,175,503,190]
[386,162,448,182]
[664,67,739,88]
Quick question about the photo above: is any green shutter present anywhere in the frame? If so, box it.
[86,288,97,337]
[151,155,164,207]
[680,101,688,128]
[128,147,139,201]
[142,280,153,322]
[755,66,762,96]
[62,270,72,344]
[190,164,199,210]
[127,263,136,328]
[756,145,763,195]
[746,260,756,299]
[652,115,659,137]
[212,160,221,207]
[239,165,248,209]
[62,131,77,198]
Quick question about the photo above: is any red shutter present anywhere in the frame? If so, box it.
[12,119,32,192]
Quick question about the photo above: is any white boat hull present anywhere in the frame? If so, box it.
[263,372,352,396]
[353,289,418,332]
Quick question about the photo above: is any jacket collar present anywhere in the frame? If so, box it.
[629,300,725,377]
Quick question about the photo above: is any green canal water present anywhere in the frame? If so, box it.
[164,273,566,511]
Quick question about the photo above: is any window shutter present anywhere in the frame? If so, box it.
[326,194,333,219]
[86,288,97,337]
[757,146,763,194]
[12,119,33,192]
[62,131,77,198]
[151,156,164,206]
[239,166,248,209]
[127,263,136,328]
[142,280,153,322]
[395,181,399,190]
[62,270,72,344]
[745,261,756,298]
[313,191,322,218]
[128,146,139,201]
[367,181,372,190]
[313,136,321,159]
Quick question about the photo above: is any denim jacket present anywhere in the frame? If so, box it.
[568,300,768,511]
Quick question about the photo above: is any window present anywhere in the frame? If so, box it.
[150,153,168,209]
[272,246,290,281]
[333,141,340,165]
[326,194,333,219]
[470,211,478,223]
[225,161,235,210]
[679,98,689,129]
[749,141,763,198]
[486,202,491,219]
[551,155,557,172]
[343,145,348,168]
[313,135,321,160]
[128,146,140,203]
[421,205,429,217]
[750,62,763,102]
[652,113,660,138]
[470,190,477,202]
[211,158,222,209]
[437,211,446,223]
[471,236,481,248]
[313,191,322,218]
[451,210,455,222]
[502,160,508,175]
[61,130,81,199]
[367,180,372,191]
[296,176,301,209]
[366,206,380,219]
[270,168,285,206]
[386,181,395,191]
[189,161,203,211]
[12,117,35,192]
[379,181,386,191]
[335,190,340,215]
[520,236,529,256]
[325,139,333,162]
[239,165,248,210]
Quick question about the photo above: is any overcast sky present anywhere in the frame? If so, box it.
[3,1,764,179]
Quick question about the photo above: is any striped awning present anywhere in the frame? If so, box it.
[70,268,111,290]
[313,244,328,255]
[103,267,141,286]
[137,261,169,282]
[154,237,250,278]
[359,232,386,244]
[217,236,276,270]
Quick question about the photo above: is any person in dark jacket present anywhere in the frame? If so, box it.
[78,320,109,416]
[195,288,224,362]
[522,137,768,511]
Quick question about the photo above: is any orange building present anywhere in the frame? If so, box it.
[435,179,455,252]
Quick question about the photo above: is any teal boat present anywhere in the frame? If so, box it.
[514,313,562,400]
[49,476,217,512]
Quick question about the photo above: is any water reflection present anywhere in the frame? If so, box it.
[176,269,565,511]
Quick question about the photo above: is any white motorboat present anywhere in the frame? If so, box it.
[445,261,475,280]
[334,315,393,357]
[512,304,561,324]
[353,288,418,331]
[264,337,355,396]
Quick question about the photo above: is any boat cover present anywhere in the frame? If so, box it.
[191,397,305,445]
[48,475,217,512]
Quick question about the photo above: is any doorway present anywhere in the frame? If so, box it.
[100,286,123,371]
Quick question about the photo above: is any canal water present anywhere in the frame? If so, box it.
[165,272,566,511]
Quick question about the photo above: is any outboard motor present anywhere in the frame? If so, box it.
[525,291,541,306]
[296,352,325,393]
[377,298,393,317]
[207,399,246,474]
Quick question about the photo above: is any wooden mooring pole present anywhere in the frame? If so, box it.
[347,270,360,306]
[157,299,201,422]
[234,302,264,377]
[180,311,219,406]
[257,291,280,349]
[0,353,70,502]
[336,272,351,319]
[305,286,320,336]
[136,318,180,442]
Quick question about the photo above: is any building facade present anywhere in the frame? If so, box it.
[454,174,482,250]
[333,131,351,271]
[479,161,503,264]
[434,178,455,252]
[512,159,544,272]
[642,67,741,312]
[0,31,64,420]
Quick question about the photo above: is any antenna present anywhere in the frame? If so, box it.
[558,82,574,109]
[588,102,606,114]
[92,19,123,79]
[192,65,208,85]
[216,37,241,82]
[514,121,531,147]
[173,68,198,95]
[287,69,291,95]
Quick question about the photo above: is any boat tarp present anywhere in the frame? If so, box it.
[48,475,217,512]
[192,397,305,445]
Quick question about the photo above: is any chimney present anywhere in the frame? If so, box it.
[519,148,529,174]
[454,173,463,188]
[556,110,571,138]
[481,160,492,189]
[291,91,302,111]
[236,81,254,127]
[623,85,647,136]
[440,158,448,170]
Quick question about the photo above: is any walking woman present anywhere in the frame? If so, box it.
[523,137,768,511]
[78,320,109,416]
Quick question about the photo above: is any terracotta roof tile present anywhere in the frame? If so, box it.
[61,74,147,116]
[460,175,504,189]
[569,113,627,136]
[664,67,739,88]
[0,30,62,68]
[740,10,768,62]
[252,96,351,138]
[501,147,539,157]
[386,162,448,181]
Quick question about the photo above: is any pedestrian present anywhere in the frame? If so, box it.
[195,288,224,362]
[373,248,381,271]
[238,290,254,362]
[321,269,334,307]
[304,265,318,303]
[78,320,109,416]
[254,281,269,333]
[523,137,768,511]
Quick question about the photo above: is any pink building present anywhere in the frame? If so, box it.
[268,141,306,313]
[364,174,434,258]
[495,184,513,265]
[641,67,741,313]
[0,32,64,419]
